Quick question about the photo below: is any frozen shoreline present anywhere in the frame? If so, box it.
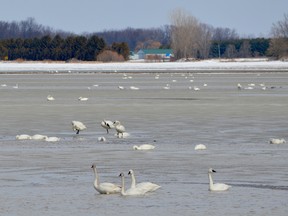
[1,59,288,73]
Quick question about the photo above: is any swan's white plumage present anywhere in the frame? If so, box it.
[91,164,121,194]
[128,169,161,193]
[195,144,207,150]
[78,97,88,101]
[45,136,60,142]
[113,121,125,137]
[208,168,231,192]
[101,120,114,134]
[47,95,55,101]
[16,134,32,140]
[133,144,155,150]
[119,173,146,196]
[31,134,48,140]
[98,136,106,142]
[269,138,286,144]
[72,121,87,134]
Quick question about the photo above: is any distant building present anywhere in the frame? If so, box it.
[136,49,174,61]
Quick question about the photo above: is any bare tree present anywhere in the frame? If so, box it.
[197,23,213,59]
[170,9,202,59]
[268,13,288,59]
[239,40,251,58]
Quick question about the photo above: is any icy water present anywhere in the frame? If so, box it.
[0,72,287,216]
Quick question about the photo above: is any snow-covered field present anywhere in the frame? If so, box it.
[1,59,288,73]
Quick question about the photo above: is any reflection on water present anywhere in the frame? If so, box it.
[0,72,288,216]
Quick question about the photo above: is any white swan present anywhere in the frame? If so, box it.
[47,95,55,101]
[133,144,155,150]
[128,169,161,193]
[101,120,114,134]
[130,86,139,90]
[91,164,121,194]
[119,173,147,196]
[208,168,231,191]
[16,134,32,140]
[113,121,125,137]
[45,136,60,142]
[194,144,207,150]
[98,136,106,142]
[269,138,286,144]
[237,83,242,90]
[31,134,48,140]
[78,96,89,101]
[72,121,87,134]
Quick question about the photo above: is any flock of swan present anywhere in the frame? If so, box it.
[91,163,232,196]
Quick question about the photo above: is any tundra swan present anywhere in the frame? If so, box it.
[78,97,88,101]
[47,95,55,101]
[133,144,155,150]
[98,136,106,142]
[270,138,286,144]
[237,83,242,90]
[113,121,125,137]
[101,120,114,134]
[128,169,161,193]
[16,134,32,140]
[91,164,121,194]
[119,173,147,196]
[72,121,87,134]
[31,134,48,140]
[45,136,60,142]
[194,144,207,150]
[130,86,139,90]
[208,168,231,192]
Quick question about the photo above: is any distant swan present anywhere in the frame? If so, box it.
[270,138,286,144]
[194,144,207,150]
[101,120,114,134]
[45,136,60,142]
[98,136,106,142]
[31,134,48,140]
[128,169,161,193]
[16,134,32,140]
[78,96,88,101]
[113,121,125,137]
[91,164,121,194]
[208,168,231,191]
[47,95,55,101]
[133,144,155,150]
[119,173,147,196]
[72,121,87,134]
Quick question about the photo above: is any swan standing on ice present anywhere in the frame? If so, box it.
[47,95,55,101]
[113,121,125,137]
[119,173,147,196]
[101,120,114,134]
[128,169,161,193]
[194,144,207,150]
[208,168,231,192]
[72,121,87,134]
[269,138,286,144]
[91,164,121,194]
[133,144,155,150]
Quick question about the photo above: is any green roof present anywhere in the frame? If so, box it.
[140,49,173,55]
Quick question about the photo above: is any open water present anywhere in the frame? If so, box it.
[0,71,287,216]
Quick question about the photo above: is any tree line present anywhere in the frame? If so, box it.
[0,14,287,61]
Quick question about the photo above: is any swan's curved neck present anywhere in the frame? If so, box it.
[208,172,214,187]
[93,167,100,187]
[130,173,136,188]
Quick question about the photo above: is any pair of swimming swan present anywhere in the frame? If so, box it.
[91,164,160,196]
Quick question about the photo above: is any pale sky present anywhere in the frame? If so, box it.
[0,0,287,37]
